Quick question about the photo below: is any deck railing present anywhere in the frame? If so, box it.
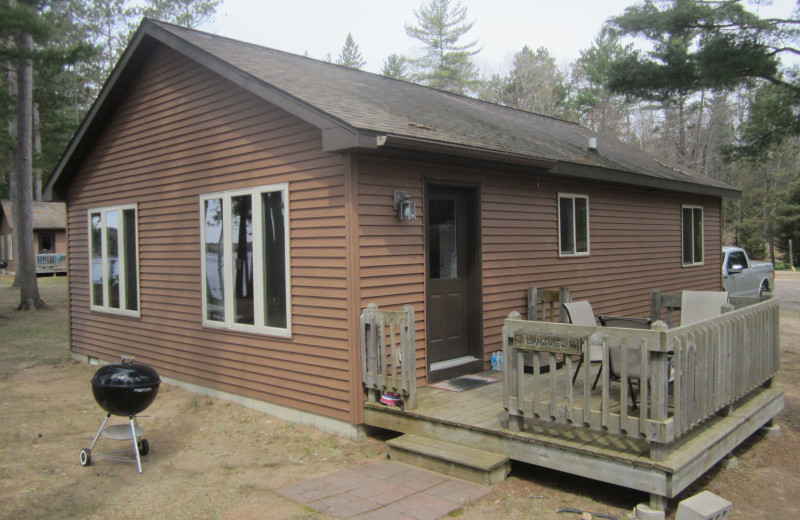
[503,298,779,451]
[361,303,417,410]
[36,253,67,272]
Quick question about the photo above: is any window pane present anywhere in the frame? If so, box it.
[106,210,120,309]
[575,197,588,253]
[263,191,287,328]
[693,208,703,263]
[232,195,254,325]
[123,209,138,311]
[204,199,225,322]
[682,208,693,264]
[429,199,457,279]
[560,197,574,254]
[90,213,103,306]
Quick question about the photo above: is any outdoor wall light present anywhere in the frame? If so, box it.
[393,189,417,221]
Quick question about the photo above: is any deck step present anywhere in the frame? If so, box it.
[386,434,510,486]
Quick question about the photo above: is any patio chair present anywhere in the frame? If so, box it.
[526,286,570,373]
[680,291,729,326]
[599,315,652,409]
[562,301,601,385]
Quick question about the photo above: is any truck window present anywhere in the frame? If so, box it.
[727,251,748,270]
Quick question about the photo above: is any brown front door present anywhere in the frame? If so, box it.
[426,184,482,382]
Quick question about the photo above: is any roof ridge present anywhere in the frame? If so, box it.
[147,19,581,128]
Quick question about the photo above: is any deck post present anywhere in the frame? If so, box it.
[649,493,667,511]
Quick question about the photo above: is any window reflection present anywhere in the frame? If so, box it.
[123,209,138,311]
[429,200,457,280]
[204,198,224,322]
[106,210,120,309]
[232,195,254,325]
[262,191,287,328]
[91,213,103,306]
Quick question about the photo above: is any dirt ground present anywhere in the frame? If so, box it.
[1,274,799,520]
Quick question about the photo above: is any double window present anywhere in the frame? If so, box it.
[200,184,290,337]
[558,194,589,256]
[682,205,704,266]
[88,205,140,316]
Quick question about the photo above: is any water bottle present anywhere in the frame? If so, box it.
[498,350,504,371]
[491,352,497,370]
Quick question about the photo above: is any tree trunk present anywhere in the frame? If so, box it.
[11,31,46,310]
[33,103,41,201]
[6,52,17,196]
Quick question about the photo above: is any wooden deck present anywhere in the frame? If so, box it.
[364,367,783,505]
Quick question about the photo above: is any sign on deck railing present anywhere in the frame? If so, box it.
[360,303,416,410]
[503,298,779,451]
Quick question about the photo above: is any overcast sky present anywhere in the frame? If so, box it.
[206,0,799,75]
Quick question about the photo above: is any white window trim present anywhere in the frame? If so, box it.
[682,205,705,267]
[199,183,291,338]
[558,193,590,257]
[87,204,141,317]
[7,234,12,260]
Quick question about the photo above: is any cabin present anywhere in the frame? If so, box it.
[45,20,781,511]
[0,200,67,274]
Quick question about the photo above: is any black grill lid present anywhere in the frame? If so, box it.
[91,359,160,389]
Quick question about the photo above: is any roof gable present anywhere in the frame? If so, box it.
[44,19,739,200]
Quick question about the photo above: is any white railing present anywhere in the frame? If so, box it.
[361,303,417,410]
[503,298,779,450]
[36,253,67,272]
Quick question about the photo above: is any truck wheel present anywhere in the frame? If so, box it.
[759,282,769,297]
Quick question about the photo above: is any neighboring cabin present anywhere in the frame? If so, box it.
[0,200,67,274]
[44,20,739,436]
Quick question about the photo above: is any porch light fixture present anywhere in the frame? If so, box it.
[393,189,417,221]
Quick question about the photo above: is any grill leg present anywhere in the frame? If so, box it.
[129,416,142,474]
[89,413,111,450]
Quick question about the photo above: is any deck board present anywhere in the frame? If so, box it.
[365,366,783,499]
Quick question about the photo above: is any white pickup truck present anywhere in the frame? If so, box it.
[722,246,775,298]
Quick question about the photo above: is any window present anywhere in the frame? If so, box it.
[88,204,140,316]
[558,193,589,256]
[200,184,290,336]
[682,205,704,266]
[726,250,748,271]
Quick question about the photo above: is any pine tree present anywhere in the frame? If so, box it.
[336,33,365,70]
[603,0,799,159]
[381,54,407,79]
[404,0,480,95]
[0,0,90,308]
[503,46,570,118]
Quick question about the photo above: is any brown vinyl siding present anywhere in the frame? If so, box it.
[65,46,354,421]
[356,157,427,380]
[356,157,723,383]
[481,177,722,352]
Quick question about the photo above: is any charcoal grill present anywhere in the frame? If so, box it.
[79,357,160,473]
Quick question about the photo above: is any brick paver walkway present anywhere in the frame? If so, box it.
[275,460,491,520]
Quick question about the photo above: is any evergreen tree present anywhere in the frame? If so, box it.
[382,54,407,79]
[141,0,221,28]
[503,46,570,118]
[775,177,800,267]
[571,34,634,135]
[0,0,91,308]
[336,32,365,70]
[404,0,481,95]
[603,0,799,159]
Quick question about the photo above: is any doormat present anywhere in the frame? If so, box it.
[428,374,500,392]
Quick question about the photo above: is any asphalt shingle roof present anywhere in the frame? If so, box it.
[154,22,735,194]
[1,201,66,230]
